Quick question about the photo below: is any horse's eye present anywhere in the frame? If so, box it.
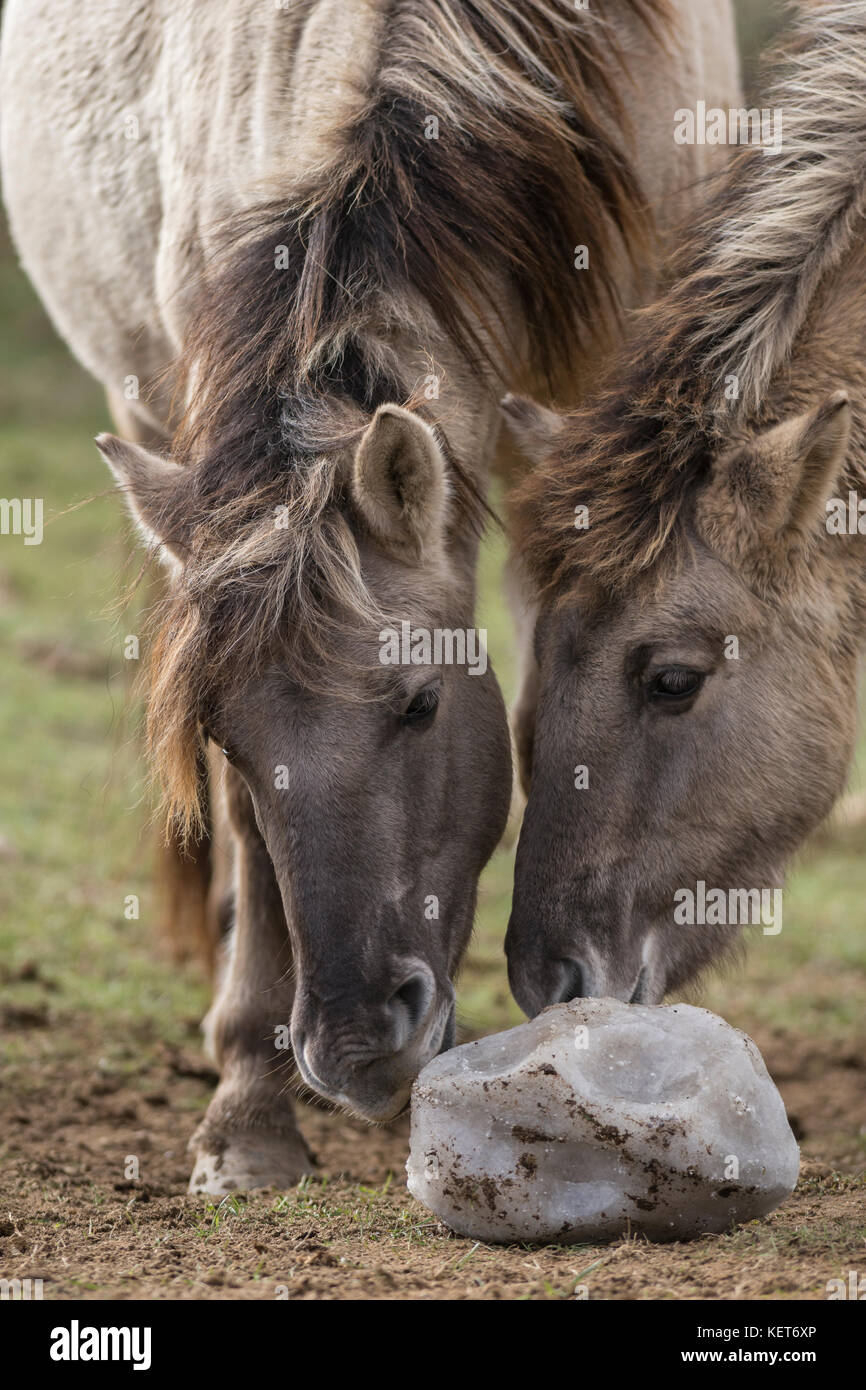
[648,668,704,704]
[204,729,234,761]
[402,684,441,728]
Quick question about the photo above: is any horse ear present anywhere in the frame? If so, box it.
[700,391,852,552]
[500,393,564,463]
[95,433,189,564]
[351,405,448,558]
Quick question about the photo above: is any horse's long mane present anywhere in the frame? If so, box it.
[175,0,668,464]
[515,0,866,597]
[151,0,670,835]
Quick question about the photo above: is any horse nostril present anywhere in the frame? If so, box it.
[555,958,588,1003]
[388,969,434,1045]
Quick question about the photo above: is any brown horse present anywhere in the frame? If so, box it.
[506,0,866,1016]
[1,0,739,1189]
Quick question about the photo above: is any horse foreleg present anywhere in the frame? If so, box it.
[187,763,313,1194]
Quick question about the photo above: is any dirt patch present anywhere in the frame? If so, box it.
[0,1010,863,1301]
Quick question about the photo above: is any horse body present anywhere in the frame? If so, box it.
[1,0,738,442]
[1,1,390,435]
[1,0,740,1190]
[508,0,866,1016]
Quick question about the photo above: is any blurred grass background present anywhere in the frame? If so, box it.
[1,0,864,1075]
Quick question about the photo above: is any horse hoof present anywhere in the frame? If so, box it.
[188,1129,313,1195]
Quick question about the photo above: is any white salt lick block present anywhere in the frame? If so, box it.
[407,998,799,1243]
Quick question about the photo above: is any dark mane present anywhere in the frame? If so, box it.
[173,0,669,472]
[148,0,672,834]
[514,0,866,597]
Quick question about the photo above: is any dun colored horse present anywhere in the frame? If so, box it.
[507,0,866,1016]
[1,0,738,1189]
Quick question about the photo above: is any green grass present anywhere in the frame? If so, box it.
[0,228,207,1045]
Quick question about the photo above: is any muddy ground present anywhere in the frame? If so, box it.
[1,999,863,1301]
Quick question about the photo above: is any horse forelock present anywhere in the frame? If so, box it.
[149,361,491,840]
